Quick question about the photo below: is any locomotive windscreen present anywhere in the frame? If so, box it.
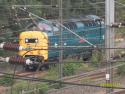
[25,38,38,43]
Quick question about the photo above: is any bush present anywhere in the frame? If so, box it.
[0,74,13,86]
[63,63,80,76]
[91,50,102,67]
[37,83,49,94]
[117,64,125,76]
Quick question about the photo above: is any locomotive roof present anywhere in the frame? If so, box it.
[26,15,103,32]
[51,15,102,24]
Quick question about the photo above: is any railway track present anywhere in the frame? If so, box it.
[61,65,118,83]
[47,62,125,94]
[0,57,123,81]
[63,71,106,83]
[59,55,125,83]
[0,61,124,94]
[15,70,47,77]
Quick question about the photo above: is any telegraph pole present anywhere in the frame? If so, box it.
[105,0,115,94]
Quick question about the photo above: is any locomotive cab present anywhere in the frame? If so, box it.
[19,31,48,62]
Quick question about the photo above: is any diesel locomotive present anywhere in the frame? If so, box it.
[18,15,105,70]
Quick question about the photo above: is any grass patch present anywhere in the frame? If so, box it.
[12,81,49,94]
[0,74,13,86]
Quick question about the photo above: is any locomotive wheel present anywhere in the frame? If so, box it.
[82,57,90,61]
[24,64,39,71]
[24,56,44,71]
[82,51,92,61]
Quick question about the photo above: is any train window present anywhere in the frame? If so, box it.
[90,22,93,26]
[67,22,73,30]
[63,23,70,28]
[92,22,96,26]
[25,38,38,43]
[72,22,77,29]
[97,21,101,25]
[82,22,89,27]
[94,22,98,26]
[76,22,84,28]
[88,22,92,27]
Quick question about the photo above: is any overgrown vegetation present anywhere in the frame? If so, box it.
[43,65,58,80]
[44,60,95,79]
[63,63,82,76]
[44,62,82,79]
[91,50,103,67]
[0,74,13,86]
[117,64,125,76]
[11,81,49,94]
[0,0,105,20]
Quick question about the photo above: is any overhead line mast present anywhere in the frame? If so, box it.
[59,0,63,81]
[105,0,115,94]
